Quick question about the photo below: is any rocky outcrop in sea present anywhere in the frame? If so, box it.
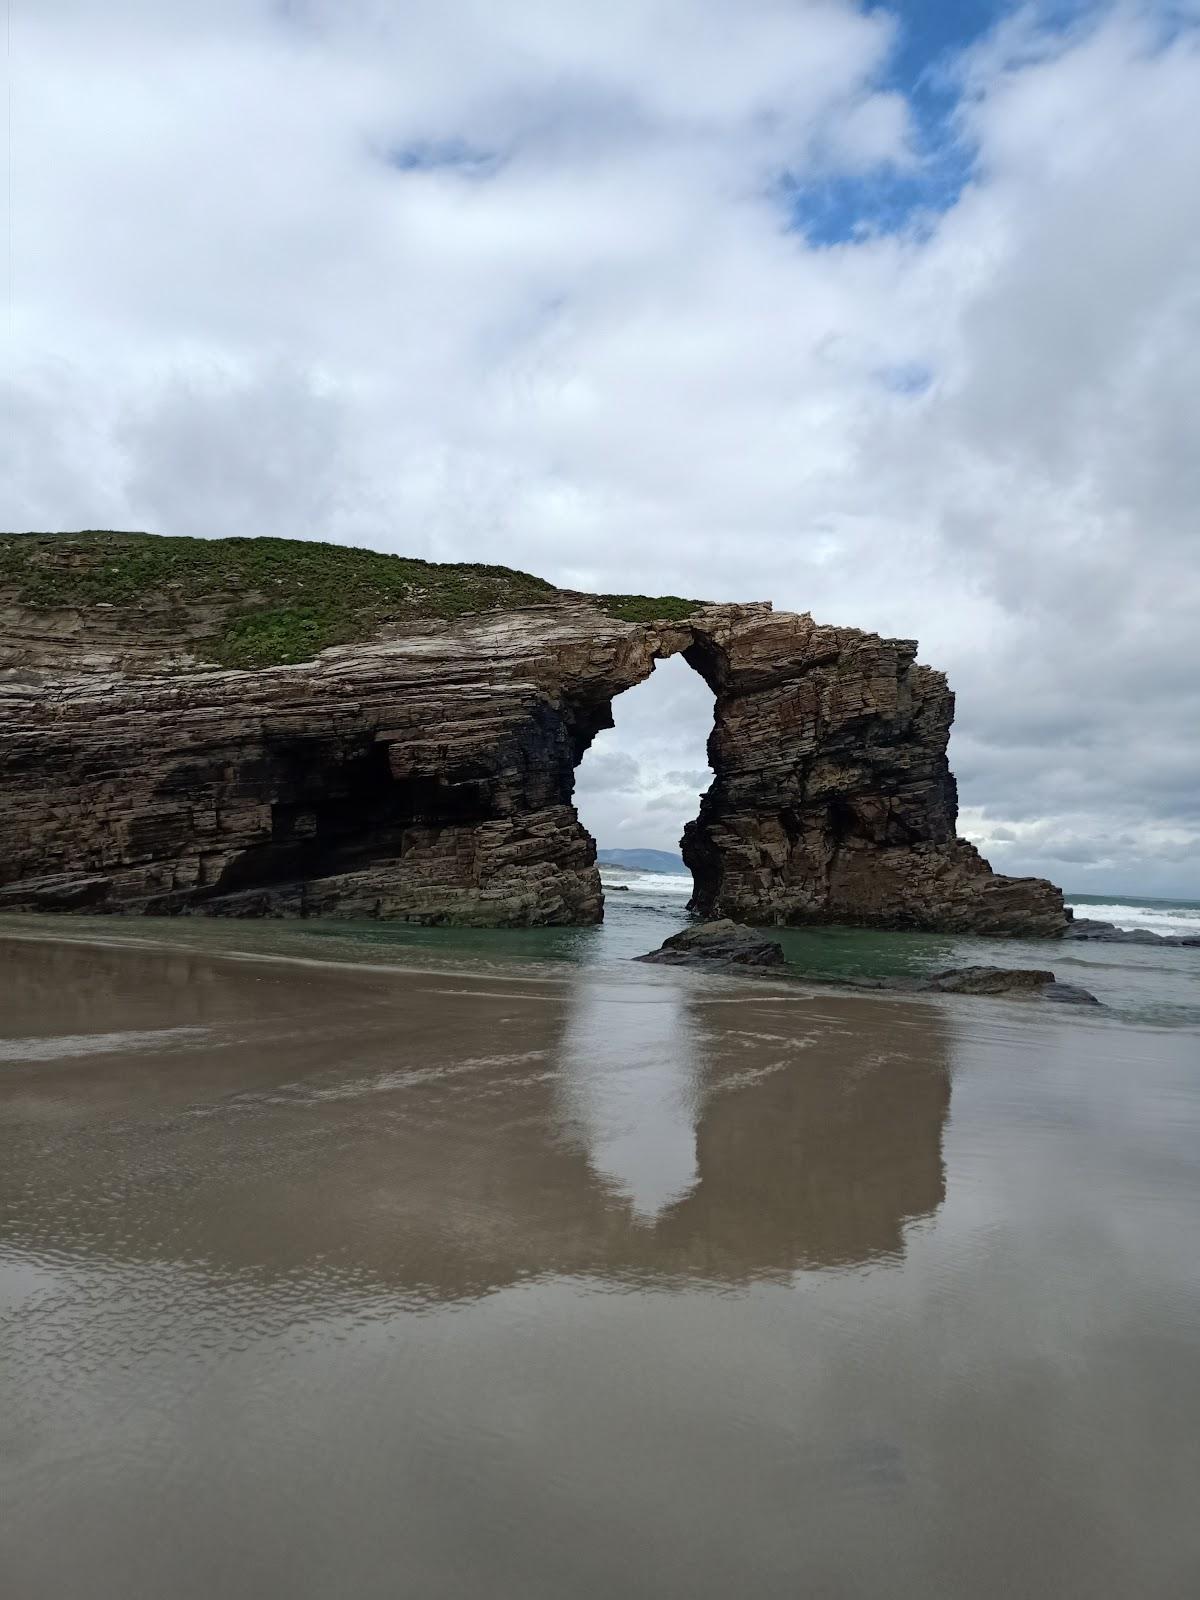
[635,922,1099,1003]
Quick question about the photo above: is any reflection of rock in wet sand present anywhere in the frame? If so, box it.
[654,1005,948,1277]
[1,935,950,1306]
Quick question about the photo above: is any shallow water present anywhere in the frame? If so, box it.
[3,927,1200,1598]
[4,870,1198,1029]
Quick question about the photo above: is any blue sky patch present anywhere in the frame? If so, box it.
[386,138,501,178]
[878,360,936,395]
[784,1,1106,245]
[778,153,971,246]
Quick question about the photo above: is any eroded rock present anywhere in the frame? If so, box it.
[634,919,786,967]
[0,535,1067,934]
[681,610,1065,936]
[923,966,1053,995]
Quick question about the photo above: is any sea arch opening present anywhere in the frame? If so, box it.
[573,651,716,910]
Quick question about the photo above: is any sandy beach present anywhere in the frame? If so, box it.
[3,925,1199,1598]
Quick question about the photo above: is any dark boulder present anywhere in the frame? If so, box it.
[922,966,1100,1004]
[0,872,113,911]
[633,932,1102,1005]
[924,966,1054,995]
[635,919,786,968]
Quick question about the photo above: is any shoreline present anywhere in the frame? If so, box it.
[3,911,1190,1034]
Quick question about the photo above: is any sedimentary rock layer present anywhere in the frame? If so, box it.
[0,541,1065,934]
[681,608,1066,936]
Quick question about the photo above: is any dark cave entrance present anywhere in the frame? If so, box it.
[205,736,497,901]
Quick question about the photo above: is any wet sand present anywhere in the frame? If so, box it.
[3,931,1200,1597]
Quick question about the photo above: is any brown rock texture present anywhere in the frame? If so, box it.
[635,919,787,967]
[681,609,1066,936]
[0,544,1066,935]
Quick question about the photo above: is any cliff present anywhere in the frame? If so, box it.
[0,532,1066,935]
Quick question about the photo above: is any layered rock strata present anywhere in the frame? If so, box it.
[680,609,1066,935]
[0,561,1065,934]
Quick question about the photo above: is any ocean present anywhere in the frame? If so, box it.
[2,872,1195,1028]
[602,868,1200,938]
[595,869,1200,1027]
[1063,891,1200,937]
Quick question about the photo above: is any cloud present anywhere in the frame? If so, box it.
[3,1,1199,891]
[575,656,714,851]
[574,750,641,795]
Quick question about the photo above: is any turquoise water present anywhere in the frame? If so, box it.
[312,874,1200,1028]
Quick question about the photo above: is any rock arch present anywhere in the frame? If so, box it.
[0,595,1065,935]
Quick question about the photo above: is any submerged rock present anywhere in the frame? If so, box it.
[923,966,1053,995]
[922,966,1101,1004]
[1040,981,1105,1005]
[634,931,1101,1005]
[634,919,786,968]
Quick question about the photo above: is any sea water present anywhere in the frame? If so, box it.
[593,871,1200,1028]
[2,869,1197,1028]
[1064,891,1200,937]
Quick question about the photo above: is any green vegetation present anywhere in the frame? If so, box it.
[209,605,342,669]
[0,530,707,667]
[595,593,702,623]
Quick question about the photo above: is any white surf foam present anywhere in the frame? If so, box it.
[1067,901,1200,936]
[600,868,692,897]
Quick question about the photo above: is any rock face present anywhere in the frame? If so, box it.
[0,537,1066,934]
[680,610,1065,935]
[0,603,669,926]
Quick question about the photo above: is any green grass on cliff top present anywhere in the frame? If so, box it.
[0,531,703,668]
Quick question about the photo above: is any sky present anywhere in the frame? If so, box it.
[3,0,1199,896]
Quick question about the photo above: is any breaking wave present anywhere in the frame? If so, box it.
[1066,897,1200,936]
